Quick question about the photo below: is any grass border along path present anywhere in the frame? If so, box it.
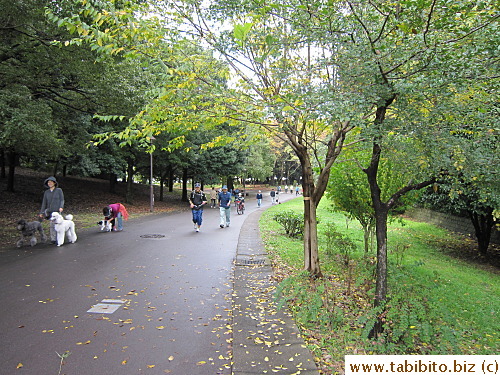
[259,197,499,375]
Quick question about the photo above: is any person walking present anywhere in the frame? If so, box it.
[103,203,129,231]
[284,185,288,194]
[209,187,218,208]
[270,188,276,205]
[189,183,207,232]
[39,176,64,244]
[218,185,232,228]
[256,190,263,207]
[295,185,300,195]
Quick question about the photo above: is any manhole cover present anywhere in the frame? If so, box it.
[240,259,265,265]
[140,234,166,239]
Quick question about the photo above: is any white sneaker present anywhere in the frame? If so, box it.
[196,227,200,232]
[194,223,197,229]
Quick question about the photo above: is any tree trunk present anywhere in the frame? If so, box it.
[362,223,371,253]
[126,160,134,204]
[109,173,117,194]
[469,209,494,256]
[303,196,322,277]
[52,160,59,177]
[1,150,6,179]
[168,167,174,192]
[7,151,17,192]
[159,172,166,202]
[301,158,322,278]
[181,168,188,202]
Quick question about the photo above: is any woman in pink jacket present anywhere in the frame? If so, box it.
[103,203,129,231]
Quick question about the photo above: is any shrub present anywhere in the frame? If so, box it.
[324,224,357,265]
[273,210,304,238]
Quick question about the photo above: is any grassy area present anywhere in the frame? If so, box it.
[260,198,499,374]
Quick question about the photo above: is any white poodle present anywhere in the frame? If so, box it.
[50,212,77,246]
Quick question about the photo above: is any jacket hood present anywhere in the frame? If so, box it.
[44,176,58,187]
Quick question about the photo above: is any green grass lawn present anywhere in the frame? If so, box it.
[260,198,499,374]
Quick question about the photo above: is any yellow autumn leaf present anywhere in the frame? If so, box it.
[168,356,174,361]
[122,360,127,365]
[156,326,165,330]
[197,361,206,365]
[147,364,155,368]
[264,356,269,361]
[16,363,23,369]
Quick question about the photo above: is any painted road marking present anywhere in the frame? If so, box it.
[87,299,126,314]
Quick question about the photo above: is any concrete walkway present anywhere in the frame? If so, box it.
[233,208,319,374]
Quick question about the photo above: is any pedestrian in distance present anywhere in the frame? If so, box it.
[189,183,207,232]
[103,203,129,231]
[218,185,232,228]
[39,176,64,244]
[285,185,288,194]
[209,187,218,208]
[295,185,300,195]
[270,188,276,205]
[256,190,263,207]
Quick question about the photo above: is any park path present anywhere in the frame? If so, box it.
[0,190,318,374]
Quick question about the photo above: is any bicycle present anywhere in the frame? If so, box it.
[236,199,245,215]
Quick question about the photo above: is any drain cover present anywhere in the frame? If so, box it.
[240,259,265,265]
[140,234,166,239]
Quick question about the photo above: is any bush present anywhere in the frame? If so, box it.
[324,224,357,265]
[273,210,304,238]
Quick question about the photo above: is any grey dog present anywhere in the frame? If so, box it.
[16,219,47,247]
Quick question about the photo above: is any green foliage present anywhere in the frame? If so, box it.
[261,198,499,371]
[273,210,304,238]
[323,223,357,265]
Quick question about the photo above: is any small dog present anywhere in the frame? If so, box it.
[16,219,46,248]
[97,219,113,232]
[50,212,77,246]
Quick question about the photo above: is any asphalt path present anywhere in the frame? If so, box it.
[0,192,290,375]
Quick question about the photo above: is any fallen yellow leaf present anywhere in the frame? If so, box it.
[168,356,174,361]
[122,360,127,365]
[147,364,155,368]
[16,363,23,369]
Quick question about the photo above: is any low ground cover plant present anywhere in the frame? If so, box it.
[260,198,499,374]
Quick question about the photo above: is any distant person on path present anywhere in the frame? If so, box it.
[39,176,64,244]
[218,185,232,228]
[189,183,207,232]
[277,185,282,194]
[103,203,129,231]
[209,187,218,208]
[256,190,263,207]
[284,185,288,194]
[295,185,300,195]
[270,188,276,205]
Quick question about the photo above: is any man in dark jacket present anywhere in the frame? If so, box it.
[189,183,207,232]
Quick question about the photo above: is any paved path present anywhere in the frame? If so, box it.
[0,191,318,374]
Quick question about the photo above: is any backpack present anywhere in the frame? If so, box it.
[190,191,204,206]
